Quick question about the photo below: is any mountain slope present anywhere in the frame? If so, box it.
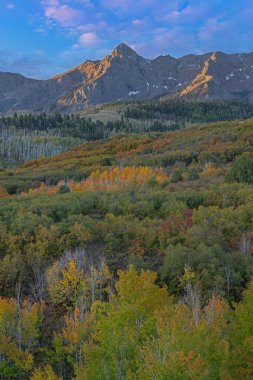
[1,44,253,113]
[176,51,253,102]
[1,116,253,193]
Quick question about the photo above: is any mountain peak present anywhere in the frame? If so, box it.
[1,49,253,113]
[112,43,139,58]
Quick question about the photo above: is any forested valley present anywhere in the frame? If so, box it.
[0,102,253,379]
[1,100,253,167]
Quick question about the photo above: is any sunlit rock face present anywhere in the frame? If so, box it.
[1,44,253,113]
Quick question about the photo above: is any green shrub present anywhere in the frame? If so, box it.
[226,156,253,184]
[57,184,71,194]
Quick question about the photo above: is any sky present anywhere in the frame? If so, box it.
[0,0,253,79]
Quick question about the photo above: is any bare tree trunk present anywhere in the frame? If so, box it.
[89,265,96,304]
[98,256,106,301]
[31,266,46,302]
[240,233,250,255]
[184,283,201,327]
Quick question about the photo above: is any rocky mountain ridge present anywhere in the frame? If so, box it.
[1,43,253,113]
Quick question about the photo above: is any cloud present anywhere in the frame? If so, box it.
[42,1,83,26]
[3,0,253,79]
[132,19,144,26]
[78,32,100,47]
[35,27,47,33]
[6,3,14,10]
[72,43,80,49]
[45,5,82,26]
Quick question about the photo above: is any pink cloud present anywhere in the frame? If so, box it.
[78,32,100,46]
[44,2,83,26]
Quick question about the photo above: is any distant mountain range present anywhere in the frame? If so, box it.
[1,43,253,113]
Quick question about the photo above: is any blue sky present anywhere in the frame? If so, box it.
[0,0,253,78]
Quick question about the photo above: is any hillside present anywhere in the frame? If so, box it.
[1,44,253,113]
[2,0,253,375]
[0,116,252,193]
[0,116,253,378]
[1,100,253,170]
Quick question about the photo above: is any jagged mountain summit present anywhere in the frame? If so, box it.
[1,43,253,113]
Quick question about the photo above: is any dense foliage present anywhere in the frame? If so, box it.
[226,155,253,184]
[125,100,253,123]
[0,112,253,379]
[2,99,253,167]
[1,116,253,194]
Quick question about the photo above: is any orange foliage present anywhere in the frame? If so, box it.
[178,351,208,379]
[71,166,168,191]
[23,166,168,195]
[201,163,218,177]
